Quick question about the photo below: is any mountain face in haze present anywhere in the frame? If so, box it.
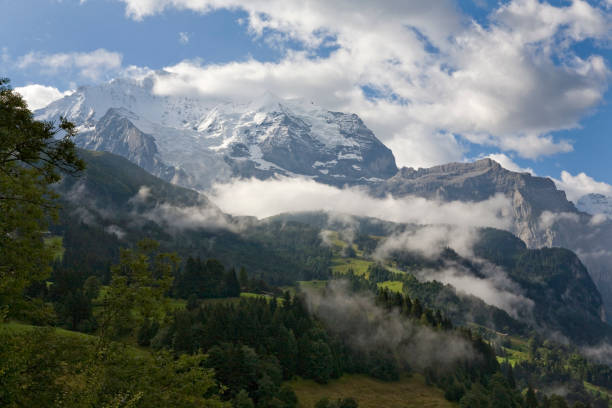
[372,158,612,320]
[577,193,612,218]
[37,78,397,189]
[371,158,577,248]
[54,149,333,285]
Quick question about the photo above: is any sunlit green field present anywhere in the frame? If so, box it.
[377,280,404,293]
[331,258,374,276]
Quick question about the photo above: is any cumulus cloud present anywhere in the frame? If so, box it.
[119,0,611,167]
[482,153,535,175]
[14,84,73,110]
[303,280,476,370]
[209,176,513,229]
[17,48,123,80]
[552,170,612,202]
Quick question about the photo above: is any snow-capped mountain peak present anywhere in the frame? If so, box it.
[36,78,397,190]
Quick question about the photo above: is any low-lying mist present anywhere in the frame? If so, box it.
[303,280,476,371]
[209,176,513,229]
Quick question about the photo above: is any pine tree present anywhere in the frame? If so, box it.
[239,267,249,289]
[526,385,538,408]
[223,268,241,297]
[233,390,255,408]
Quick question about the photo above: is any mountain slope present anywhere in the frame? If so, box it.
[53,148,331,284]
[38,79,397,189]
[269,211,609,344]
[370,158,612,320]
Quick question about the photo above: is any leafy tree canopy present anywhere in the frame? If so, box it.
[0,78,84,317]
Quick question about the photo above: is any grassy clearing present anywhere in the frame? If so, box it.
[0,321,93,340]
[496,336,529,366]
[44,235,64,261]
[331,258,374,276]
[198,292,278,305]
[377,280,403,293]
[387,264,407,275]
[497,347,528,366]
[584,381,612,405]
[0,321,153,361]
[241,292,275,300]
[288,374,456,408]
[297,280,328,291]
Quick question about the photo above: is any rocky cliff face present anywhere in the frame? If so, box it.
[81,108,188,184]
[371,158,576,247]
[37,79,397,189]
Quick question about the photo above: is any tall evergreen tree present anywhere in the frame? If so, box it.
[0,78,84,317]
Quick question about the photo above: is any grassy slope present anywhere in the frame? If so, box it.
[377,280,404,293]
[0,321,91,340]
[44,235,65,261]
[330,258,374,276]
[288,374,456,408]
[0,321,152,358]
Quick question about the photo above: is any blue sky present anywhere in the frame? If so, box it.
[2,0,612,199]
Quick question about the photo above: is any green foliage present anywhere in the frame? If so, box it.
[97,239,178,346]
[232,390,254,408]
[0,326,228,407]
[525,385,538,408]
[0,78,84,317]
[174,257,240,299]
[83,275,101,300]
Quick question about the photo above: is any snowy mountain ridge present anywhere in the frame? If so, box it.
[37,78,398,189]
[577,193,612,218]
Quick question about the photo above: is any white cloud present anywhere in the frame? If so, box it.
[17,48,123,80]
[118,0,611,167]
[552,170,612,202]
[209,176,513,229]
[483,153,535,175]
[14,84,73,110]
[179,32,190,44]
